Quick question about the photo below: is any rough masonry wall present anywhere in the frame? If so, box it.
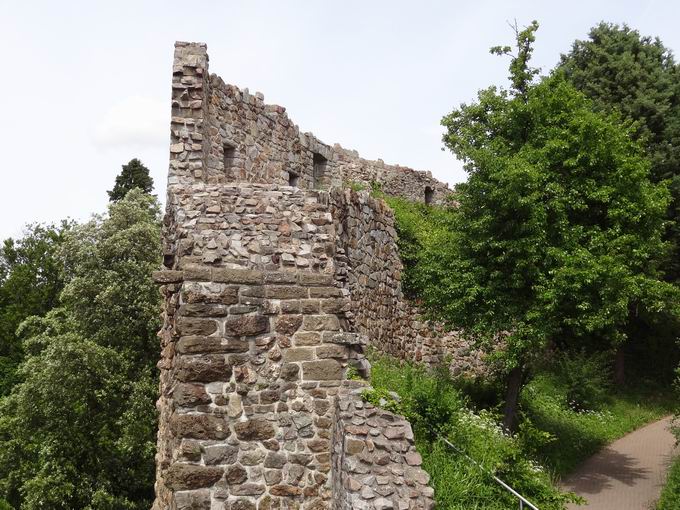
[330,188,484,375]
[154,42,436,510]
[331,393,434,510]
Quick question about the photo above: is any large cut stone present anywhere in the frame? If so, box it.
[177,317,217,336]
[175,355,231,382]
[164,463,224,490]
[173,383,211,406]
[177,336,249,355]
[170,413,228,440]
[225,315,269,336]
[302,359,343,381]
[233,418,276,441]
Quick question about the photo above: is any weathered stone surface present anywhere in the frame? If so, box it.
[164,463,224,490]
[170,413,229,440]
[177,336,249,354]
[173,383,211,406]
[212,268,263,284]
[177,317,217,336]
[173,489,211,509]
[302,360,343,381]
[225,465,248,484]
[203,444,239,465]
[153,270,183,283]
[275,315,303,335]
[224,315,269,336]
[233,418,276,441]
[175,355,231,382]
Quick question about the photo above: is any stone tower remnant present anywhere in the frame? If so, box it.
[152,41,472,510]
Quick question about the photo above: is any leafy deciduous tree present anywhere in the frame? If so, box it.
[0,189,161,509]
[436,21,676,431]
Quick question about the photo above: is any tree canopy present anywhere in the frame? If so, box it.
[432,21,677,430]
[557,22,680,281]
[107,158,155,202]
[0,189,161,509]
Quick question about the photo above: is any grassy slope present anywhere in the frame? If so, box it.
[657,454,680,509]
[369,354,577,510]
[522,373,674,477]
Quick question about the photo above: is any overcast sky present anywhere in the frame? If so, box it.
[1,0,678,239]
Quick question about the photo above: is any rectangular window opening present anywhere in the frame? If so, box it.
[223,144,236,175]
[313,153,327,189]
[289,171,300,187]
[425,186,434,205]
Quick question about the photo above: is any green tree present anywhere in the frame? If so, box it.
[0,189,161,509]
[437,21,676,431]
[107,158,154,202]
[558,23,680,282]
[0,222,70,396]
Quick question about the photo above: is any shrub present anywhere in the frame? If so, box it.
[367,353,580,509]
[559,350,611,412]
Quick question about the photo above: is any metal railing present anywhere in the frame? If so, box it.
[438,435,540,510]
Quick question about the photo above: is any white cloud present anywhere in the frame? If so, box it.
[93,95,168,149]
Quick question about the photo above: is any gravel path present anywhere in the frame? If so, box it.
[561,416,677,510]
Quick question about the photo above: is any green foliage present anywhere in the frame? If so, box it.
[558,22,680,283]
[434,21,677,428]
[369,354,579,509]
[523,371,674,476]
[107,158,154,202]
[0,222,71,396]
[657,454,680,509]
[559,350,611,412]
[0,189,161,509]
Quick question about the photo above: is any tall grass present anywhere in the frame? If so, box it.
[368,353,579,509]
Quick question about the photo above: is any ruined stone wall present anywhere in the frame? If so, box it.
[333,146,450,206]
[331,393,434,510]
[330,188,484,375]
[154,42,436,510]
[172,41,448,204]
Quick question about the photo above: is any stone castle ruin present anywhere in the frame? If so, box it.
[153,41,477,510]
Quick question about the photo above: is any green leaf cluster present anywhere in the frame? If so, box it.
[0,189,161,509]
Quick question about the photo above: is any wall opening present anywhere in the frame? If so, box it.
[223,144,236,176]
[288,171,299,187]
[313,153,327,189]
[424,186,434,205]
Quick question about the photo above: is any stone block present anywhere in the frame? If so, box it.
[298,272,334,286]
[177,317,218,336]
[203,444,239,465]
[177,336,249,355]
[170,413,229,440]
[173,489,211,509]
[225,315,269,336]
[212,268,263,284]
[164,463,224,490]
[283,347,315,362]
[175,355,231,382]
[265,286,309,299]
[153,270,183,284]
[275,315,303,335]
[173,383,211,406]
[315,344,348,359]
[293,331,321,346]
[179,303,229,317]
[233,418,276,441]
[301,315,340,331]
[302,359,343,381]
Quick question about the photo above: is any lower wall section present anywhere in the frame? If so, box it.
[331,392,434,510]
[330,188,485,376]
